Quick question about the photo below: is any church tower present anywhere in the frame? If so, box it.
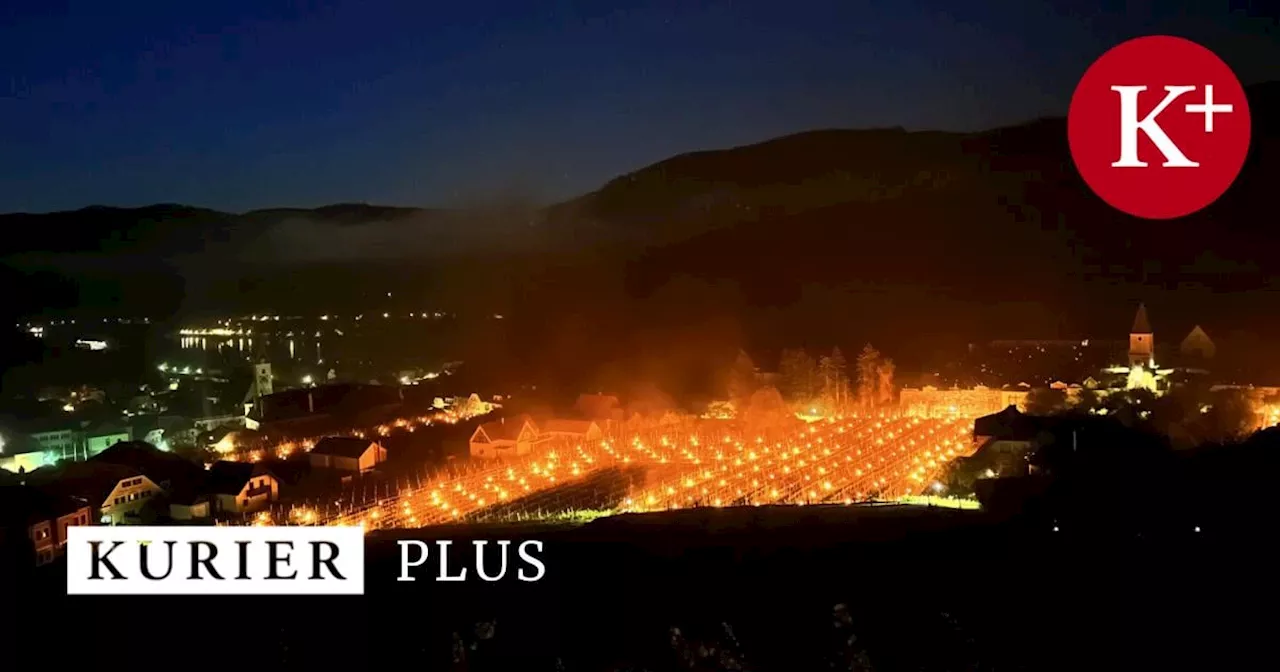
[243,360,274,419]
[1128,303,1154,367]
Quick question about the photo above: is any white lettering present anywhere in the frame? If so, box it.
[435,540,469,581]
[474,540,511,581]
[517,540,546,582]
[1110,85,1199,168]
[66,526,364,595]
[1183,84,1233,132]
[397,540,429,582]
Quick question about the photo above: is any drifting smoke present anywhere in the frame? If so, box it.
[238,205,550,265]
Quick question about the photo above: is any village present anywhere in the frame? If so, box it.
[6,304,1280,569]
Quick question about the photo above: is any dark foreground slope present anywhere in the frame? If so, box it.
[11,502,1277,672]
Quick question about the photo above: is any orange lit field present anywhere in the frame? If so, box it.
[254,414,977,531]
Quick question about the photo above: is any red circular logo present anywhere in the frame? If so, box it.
[1067,35,1251,220]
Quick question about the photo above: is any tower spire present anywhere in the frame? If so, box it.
[1128,303,1154,367]
[1131,303,1152,334]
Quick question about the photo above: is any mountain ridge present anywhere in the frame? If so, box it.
[5,80,1275,256]
[4,81,1279,368]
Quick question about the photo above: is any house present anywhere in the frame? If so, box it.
[575,394,623,423]
[205,461,279,514]
[256,459,315,499]
[973,406,1044,453]
[309,437,387,472]
[30,461,164,525]
[454,393,493,418]
[167,486,211,521]
[469,418,538,458]
[192,413,245,436]
[539,419,603,441]
[81,423,132,457]
[0,414,83,471]
[29,425,80,459]
[0,486,92,565]
[252,383,403,433]
[0,442,52,474]
[90,440,204,491]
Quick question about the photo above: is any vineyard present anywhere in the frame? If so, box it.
[252,413,978,531]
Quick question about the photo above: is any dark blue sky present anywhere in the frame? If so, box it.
[2,0,1277,213]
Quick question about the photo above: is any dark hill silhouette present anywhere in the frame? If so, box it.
[0,202,439,257]
[4,83,1279,384]
[238,203,431,226]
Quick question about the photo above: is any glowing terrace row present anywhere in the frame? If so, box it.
[273,415,975,529]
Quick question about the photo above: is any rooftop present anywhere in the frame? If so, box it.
[205,460,271,495]
[26,461,145,507]
[0,486,89,526]
[311,436,378,458]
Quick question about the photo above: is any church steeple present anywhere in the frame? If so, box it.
[1131,303,1152,334]
[1129,303,1154,367]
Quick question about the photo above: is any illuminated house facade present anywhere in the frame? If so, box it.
[205,461,280,513]
[29,462,164,525]
[0,487,93,566]
[899,387,1029,418]
[470,418,538,459]
[309,436,387,472]
[539,419,603,441]
[0,418,134,474]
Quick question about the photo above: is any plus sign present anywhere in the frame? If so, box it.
[1184,85,1233,133]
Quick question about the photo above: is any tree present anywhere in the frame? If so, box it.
[778,348,818,402]
[1073,387,1102,413]
[855,344,881,408]
[830,347,849,408]
[744,386,790,429]
[1023,388,1068,415]
[940,457,979,497]
[727,350,758,409]
[875,358,896,407]
[1204,388,1258,441]
[818,347,851,410]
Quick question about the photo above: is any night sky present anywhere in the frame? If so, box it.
[3,0,1277,213]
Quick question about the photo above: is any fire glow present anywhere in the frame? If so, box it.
[264,413,976,532]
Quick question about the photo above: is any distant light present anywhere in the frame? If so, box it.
[302,375,314,385]
[386,292,392,297]
[75,338,108,351]
[984,468,996,478]
[320,315,329,321]
[423,372,439,380]
[1053,526,1060,532]
[1194,526,1201,533]
[931,482,945,493]
[158,363,168,372]
[493,314,504,320]
[63,403,75,412]
[399,376,412,385]
[382,313,389,318]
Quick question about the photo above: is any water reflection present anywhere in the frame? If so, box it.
[172,320,457,384]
